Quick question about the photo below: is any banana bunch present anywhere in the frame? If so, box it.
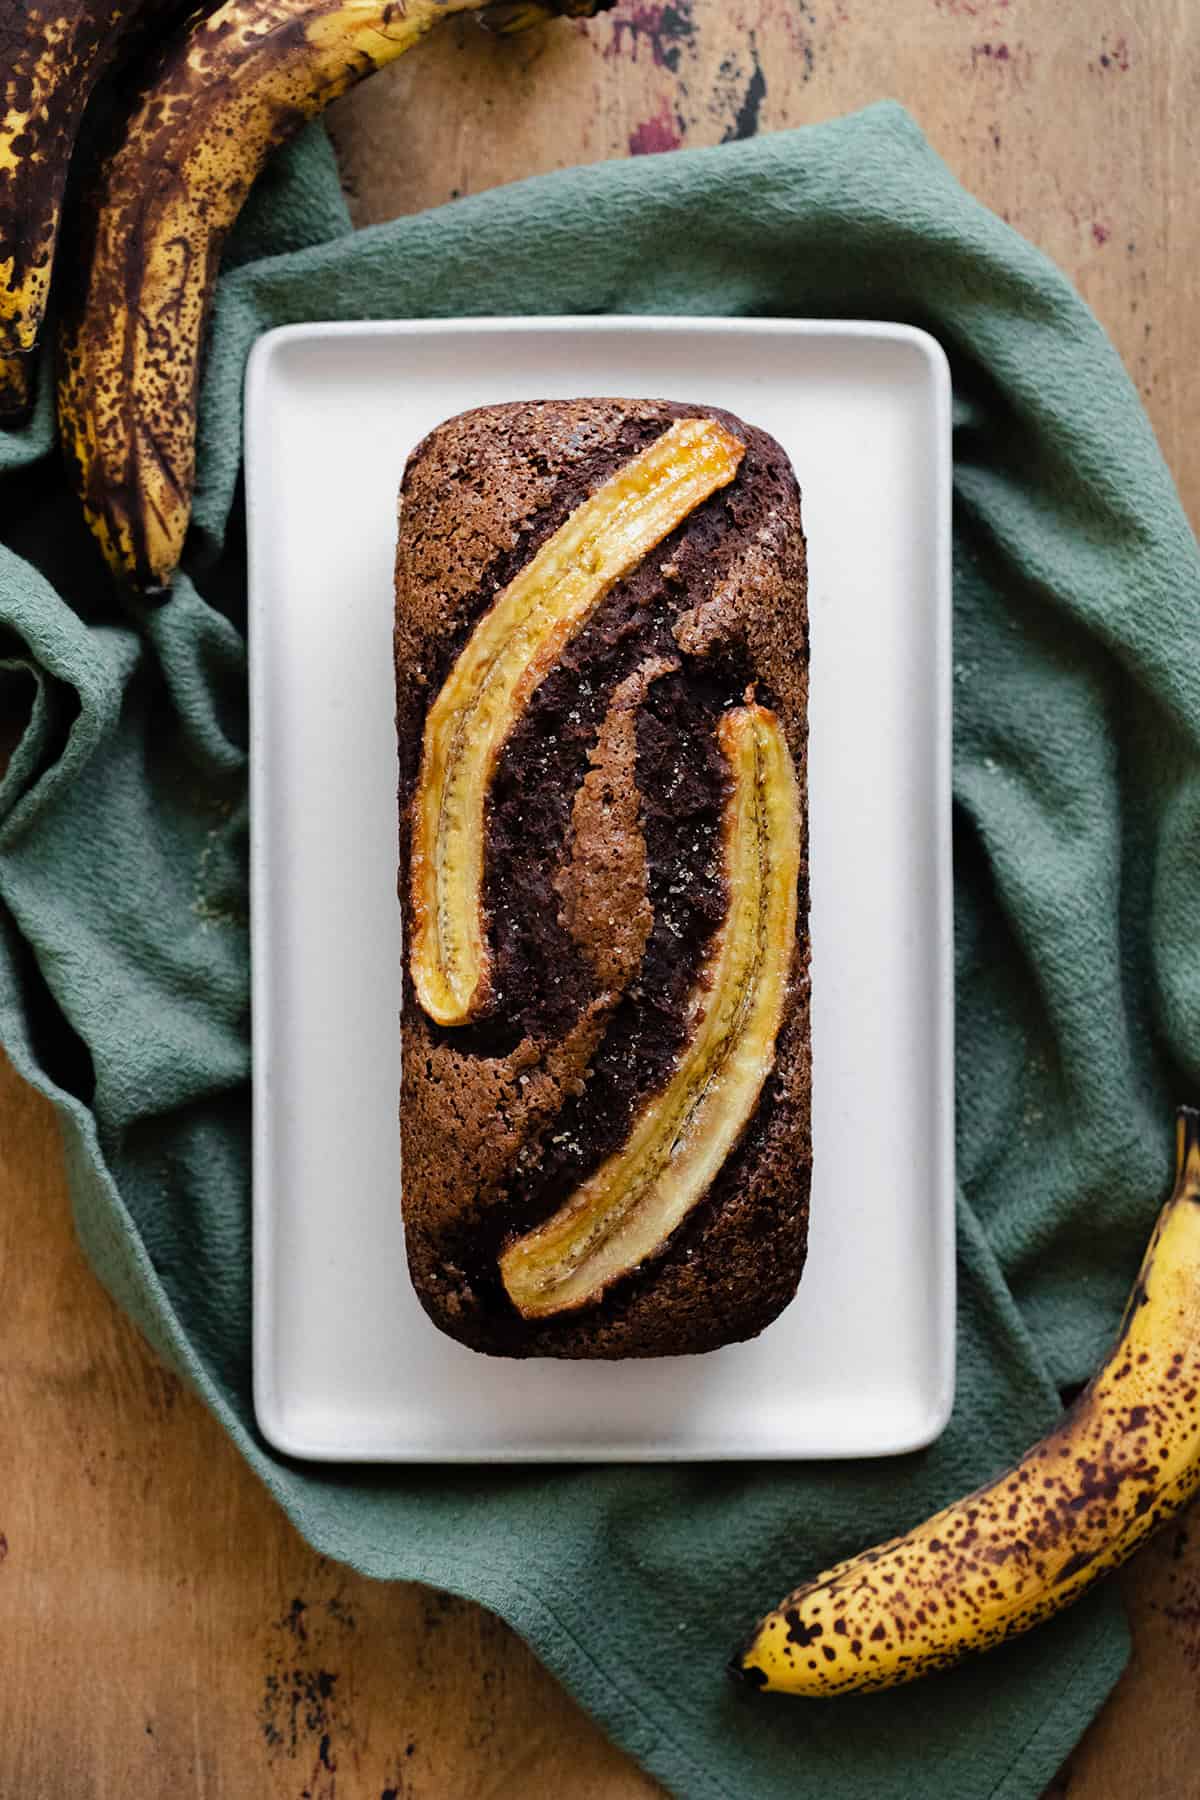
[0,0,163,421]
[1,0,609,581]
[734,1106,1200,1695]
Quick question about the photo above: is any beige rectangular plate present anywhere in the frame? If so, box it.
[246,316,955,1461]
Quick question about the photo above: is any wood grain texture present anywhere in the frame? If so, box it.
[327,0,1200,501]
[3,1,1198,1795]
[0,1054,662,1800]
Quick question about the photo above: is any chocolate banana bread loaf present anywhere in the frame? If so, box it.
[395,398,811,1358]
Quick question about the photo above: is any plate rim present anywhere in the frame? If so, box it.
[246,313,956,1463]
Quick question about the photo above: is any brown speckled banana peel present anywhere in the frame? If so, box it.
[57,0,612,596]
[0,353,32,421]
[0,0,155,422]
[733,1106,1200,1696]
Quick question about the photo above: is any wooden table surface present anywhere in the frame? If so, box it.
[4,2,1199,1794]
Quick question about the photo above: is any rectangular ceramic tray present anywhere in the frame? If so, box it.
[246,316,955,1461]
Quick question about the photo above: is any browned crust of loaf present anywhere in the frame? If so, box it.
[554,657,670,996]
[395,398,811,1358]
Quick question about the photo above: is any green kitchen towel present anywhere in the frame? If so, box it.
[3,99,1199,1799]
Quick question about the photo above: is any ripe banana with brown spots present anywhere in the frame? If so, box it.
[57,0,611,596]
[0,0,169,422]
[733,1106,1200,1695]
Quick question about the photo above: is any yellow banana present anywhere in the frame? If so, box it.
[57,0,611,596]
[734,1105,1200,1695]
[0,0,162,422]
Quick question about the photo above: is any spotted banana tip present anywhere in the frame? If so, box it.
[0,354,35,426]
[727,1646,769,1690]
